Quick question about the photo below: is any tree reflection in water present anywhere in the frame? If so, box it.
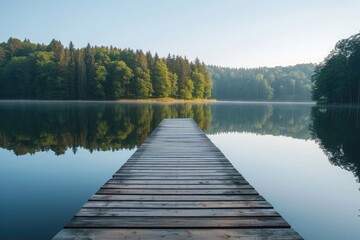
[310,106,360,183]
[0,102,211,155]
[0,101,359,183]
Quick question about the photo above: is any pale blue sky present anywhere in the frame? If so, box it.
[1,0,359,67]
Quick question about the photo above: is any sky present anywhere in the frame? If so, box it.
[0,0,359,68]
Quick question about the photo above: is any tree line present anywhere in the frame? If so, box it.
[0,38,212,100]
[312,32,360,104]
[208,64,315,101]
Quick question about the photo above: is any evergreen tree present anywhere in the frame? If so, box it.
[134,50,152,98]
[312,32,360,104]
[152,59,170,97]
[5,37,22,59]
[75,49,86,99]
[134,67,152,98]
[192,71,205,98]
[84,43,96,99]
[168,72,178,98]
[0,46,6,65]
[67,42,76,99]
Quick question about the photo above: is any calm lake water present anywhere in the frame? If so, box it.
[0,101,359,240]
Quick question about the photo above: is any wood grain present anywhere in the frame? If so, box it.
[52,118,302,240]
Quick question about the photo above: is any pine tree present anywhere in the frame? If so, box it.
[168,72,178,98]
[192,71,205,98]
[134,50,153,98]
[134,67,152,98]
[152,59,170,97]
[75,49,86,99]
[68,42,76,99]
[83,44,96,99]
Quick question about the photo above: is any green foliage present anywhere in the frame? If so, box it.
[106,60,133,99]
[209,64,315,101]
[168,72,178,98]
[192,71,205,98]
[0,38,212,100]
[312,32,360,104]
[134,67,152,98]
[31,51,60,99]
[94,64,107,98]
[180,79,194,99]
[1,56,30,98]
[152,59,170,97]
[0,46,6,65]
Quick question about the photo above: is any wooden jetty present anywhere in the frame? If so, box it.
[53,118,302,239]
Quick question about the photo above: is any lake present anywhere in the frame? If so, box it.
[0,101,359,240]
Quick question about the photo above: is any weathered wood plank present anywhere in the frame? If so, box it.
[101,184,253,189]
[113,172,243,176]
[82,201,272,209]
[116,169,239,173]
[121,166,235,169]
[65,216,290,228]
[106,179,249,185]
[96,188,258,195]
[52,118,302,240]
[88,194,265,201]
[125,162,231,165]
[111,175,245,180]
[53,228,303,240]
[75,208,280,217]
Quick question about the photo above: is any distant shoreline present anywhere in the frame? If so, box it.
[0,98,217,104]
[117,98,217,103]
[0,99,319,104]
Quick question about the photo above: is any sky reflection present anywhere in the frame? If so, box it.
[209,133,360,240]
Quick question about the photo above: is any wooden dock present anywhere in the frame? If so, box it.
[53,118,302,239]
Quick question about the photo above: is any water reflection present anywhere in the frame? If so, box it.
[0,101,359,182]
[0,102,211,155]
[310,106,360,183]
[208,103,312,139]
[1,101,359,240]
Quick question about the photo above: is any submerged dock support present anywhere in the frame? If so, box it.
[53,118,302,239]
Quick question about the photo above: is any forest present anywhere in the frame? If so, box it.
[0,38,211,100]
[312,32,360,104]
[4,34,360,104]
[208,64,315,101]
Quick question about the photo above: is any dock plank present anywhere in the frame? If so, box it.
[54,229,302,240]
[89,194,265,201]
[82,201,273,209]
[52,118,302,239]
[75,208,280,217]
[65,216,290,228]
